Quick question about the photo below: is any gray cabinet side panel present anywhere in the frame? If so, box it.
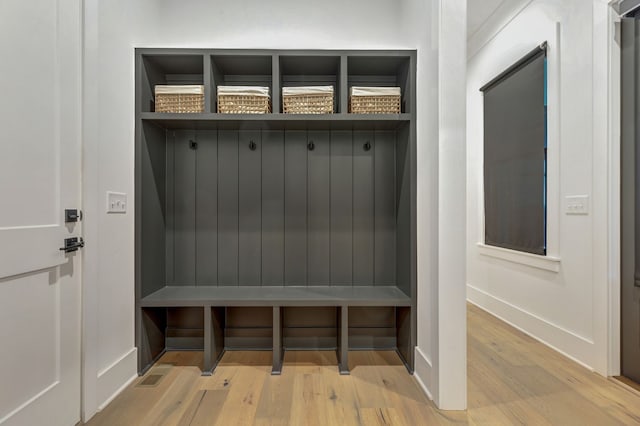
[353,130,375,286]
[196,130,218,285]
[307,130,331,285]
[218,130,239,285]
[374,130,396,285]
[140,122,167,297]
[284,130,307,286]
[238,130,262,286]
[173,130,197,284]
[395,125,410,295]
[330,130,353,285]
[262,130,285,285]
[165,133,175,284]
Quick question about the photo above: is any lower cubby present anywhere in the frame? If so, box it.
[139,302,412,376]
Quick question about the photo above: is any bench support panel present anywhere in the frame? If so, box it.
[337,306,349,375]
[272,306,284,375]
[203,306,225,375]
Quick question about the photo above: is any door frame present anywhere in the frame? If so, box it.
[607,3,621,378]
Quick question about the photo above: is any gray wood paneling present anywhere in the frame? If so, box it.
[218,130,239,285]
[374,130,396,285]
[284,130,307,285]
[283,307,337,327]
[353,130,375,286]
[262,130,285,285]
[330,130,353,285]
[238,130,262,286]
[348,306,394,328]
[226,306,272,327]
[173,130,197,284]
[307,130,331,285]
[196,130,218,285]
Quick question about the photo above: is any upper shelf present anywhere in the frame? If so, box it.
[136,49,416,115]
[140,112,412,130]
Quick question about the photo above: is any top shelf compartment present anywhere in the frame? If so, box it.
[136,50,414,116]
[279,55,341,113]
[138,54,204,113]
[211,54,273,113]
[348,56,411,114]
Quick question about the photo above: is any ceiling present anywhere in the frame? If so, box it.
[467,0,508,39]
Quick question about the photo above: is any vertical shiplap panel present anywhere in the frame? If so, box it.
[353,130,374,286]
[374,130,396,285]
[262,130,285,285]
[173,130,197,284]
[284,130,307,286]
[307,130,331,285]
[238,130,262,286]
[218,130,239,286]
[330,130,353,285]
[196,130,217,285]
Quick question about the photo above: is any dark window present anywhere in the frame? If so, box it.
[480,44,547,255]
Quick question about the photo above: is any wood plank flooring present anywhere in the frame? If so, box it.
[86,304,640,425]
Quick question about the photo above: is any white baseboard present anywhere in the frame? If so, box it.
[413,346,434,401]
[96,347,138,411]
[467,284,595,371]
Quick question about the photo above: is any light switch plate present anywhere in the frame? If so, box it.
[565,195,589,215]
[107,191,127,214]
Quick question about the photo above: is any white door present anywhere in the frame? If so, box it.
[0,0,82,425]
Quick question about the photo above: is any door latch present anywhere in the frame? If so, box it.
[60,237,85,253]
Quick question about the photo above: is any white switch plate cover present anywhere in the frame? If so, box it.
[107,191,127,213]
[565,195,589,215]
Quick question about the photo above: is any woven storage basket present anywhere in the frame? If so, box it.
[349,86,401,114]
[217,86,271,114]
[155,85,205,113]
[282,86,334,114]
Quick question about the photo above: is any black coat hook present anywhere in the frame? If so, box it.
[364,141,371,151]
[308,141,315,151]
[249,140,257,151]
[189,140,198,150]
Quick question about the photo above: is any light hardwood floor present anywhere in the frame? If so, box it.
[86,304,640,425]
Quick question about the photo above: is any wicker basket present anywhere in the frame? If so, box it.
[155,85,205,113]
[217,86,271,114]
[349,86,401,114]
[282,86,334,114]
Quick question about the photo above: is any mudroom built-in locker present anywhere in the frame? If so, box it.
[135,49,416,376]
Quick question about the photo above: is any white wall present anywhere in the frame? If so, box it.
[404,0,467,410]
[83,0,466,419]
[466,0,616,375]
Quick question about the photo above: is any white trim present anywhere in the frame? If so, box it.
[467,285,596,371]
[96,347,137,412]
[97,347,137,378]
[475,22,562,265]
[476,243,561,272]
[607,3,622,377]
[97,374,137,412]
[468,0,535,60]
[81,0,100,421]
[413,346,434,401]
[0,381,59,424]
